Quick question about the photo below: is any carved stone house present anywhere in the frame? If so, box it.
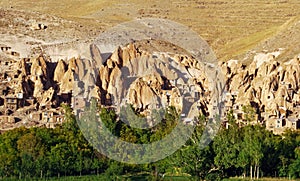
[266,117,300,135]
[0,116,16,124]
[0,83,8,96]
[71,96,87,110]
[43,110,64,129]
[0,45,11,52]
[29,112,42,122]
[4,97,18,111]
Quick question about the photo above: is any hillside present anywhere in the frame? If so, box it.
[1,0,300,59]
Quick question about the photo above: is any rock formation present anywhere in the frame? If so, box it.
[93,42,210,117]
[222,50,300,127]
[54,59,66,83]
[1,38,300,134]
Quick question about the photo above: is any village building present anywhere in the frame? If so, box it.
[0,82,9,96]
[47,114,64,129]
[4,97,19,111]
[71,96,87,110]
[29,112,41,122]
[42,109,64,128]
[0,116,17,124]
[267,117,300,135]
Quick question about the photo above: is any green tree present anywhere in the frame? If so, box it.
[17,131,45,178]
[242,105,257,124]
[0,128,28,177]
[104,161,124,180]
[48,142,72,177]
[289,147,300,178]
[213,110,241,177]
[240,125,264,180]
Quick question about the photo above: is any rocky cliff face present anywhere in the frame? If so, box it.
[90,42,300,133]
[19,42,300,119]
[222,49,300,132]
[93,42,213,118]
[1,39,300,133]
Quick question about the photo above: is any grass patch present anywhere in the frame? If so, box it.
[224,177,300,181]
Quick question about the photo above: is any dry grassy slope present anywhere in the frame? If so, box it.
[252,16,300,62]
[1,0,300,60]
[224,15,300,64]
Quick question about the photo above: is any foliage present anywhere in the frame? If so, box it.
[0,105,299,180]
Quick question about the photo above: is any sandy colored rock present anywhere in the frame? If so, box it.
[17,59,28,76]
[82,70,96,90]
[68,57,77,71]
[40,87,55,106]
[128,79,159,110]
[31,56,48,78]
[60,69,74,93]
[111,46,123,66]
[90,44,103,68]
[54,59,66,83]
[33,76,44,98]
